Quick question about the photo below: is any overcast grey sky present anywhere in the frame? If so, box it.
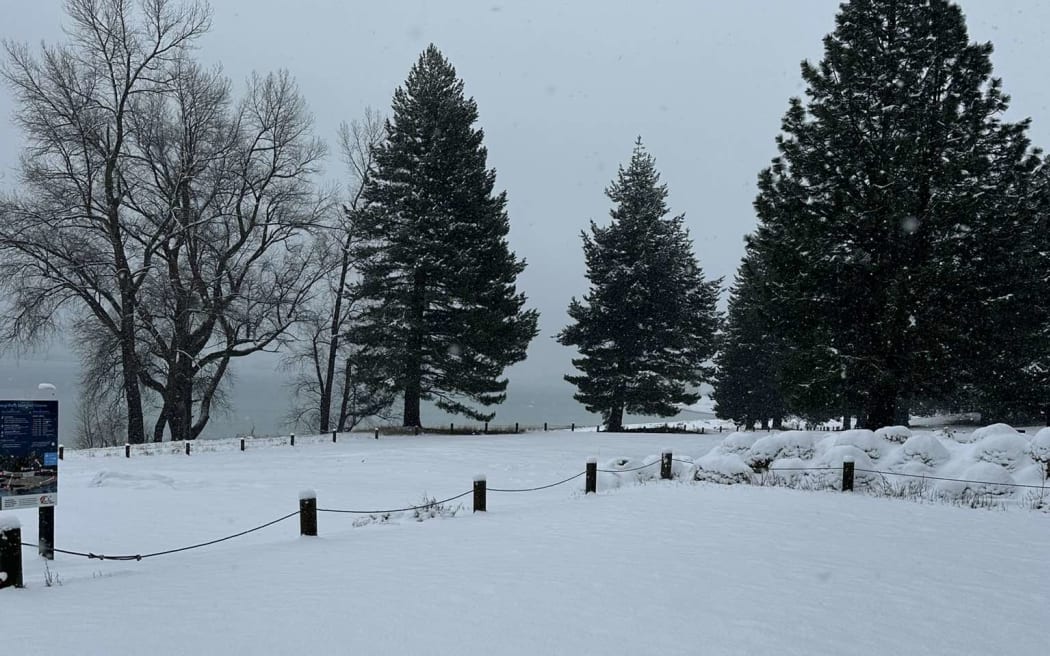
[1,1,1049,434]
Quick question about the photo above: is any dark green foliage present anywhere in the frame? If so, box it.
[352,45,539,426]
[559,140,721,431]
[750,0,1048,427]
[713,248,787,428]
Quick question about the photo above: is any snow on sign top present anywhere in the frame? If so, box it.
[37,383,56,391]
[0,514,21,531]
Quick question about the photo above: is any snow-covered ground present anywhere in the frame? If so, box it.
[2,429,1047,655]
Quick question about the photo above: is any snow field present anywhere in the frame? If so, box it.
[0,429,1047,655]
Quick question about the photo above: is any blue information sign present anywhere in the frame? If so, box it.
[0,400,59,510]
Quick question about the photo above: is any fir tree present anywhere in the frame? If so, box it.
[713,247,787,430]
[559,140,721,431]
[352,45,538,427]
[752,0,1047,428]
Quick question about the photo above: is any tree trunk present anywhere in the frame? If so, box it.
[760,417,769,430]
[773,416,783,430]
[120,312,146,444]
[319,249,352,433]
[1044,404,1049,427]
[402,268,426,427]
[865,382,898,430]
[606,403,624,433]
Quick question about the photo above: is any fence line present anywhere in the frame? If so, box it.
[18,511,300,562]
[769,465,1047,490]
[7,452,1043,587]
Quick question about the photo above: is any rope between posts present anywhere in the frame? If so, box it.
[768,466,838,472]
[18,510,300,561]
[317,489,474,515]
[596,460,661,474]
[489,471,586,492]
[855,467,1049,490]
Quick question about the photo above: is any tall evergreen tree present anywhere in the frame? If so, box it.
[713,247,787,429]
[559,140,721,431]
[752,0,1047,428]
[353,45,538,427]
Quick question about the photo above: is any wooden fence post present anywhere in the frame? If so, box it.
[484,421,489,434]
[290,433,295,447]
[0,520,23,589]
[586,458,597,494]
[571,423,575,432]
[375,428,379,440]
[332,431,337,443]
[125,444,131,458]
[842,458,855,492]
[450,423,454,435]
[661,451,673,480]
[473,475,487,513]
[544,422,548,431]
[299,491,317,537]
[700,426,705,434]
[38,506,54,560]
[185,441,191,456]
[515,422,519,434]
[240,438,246,452]
[58,445,64,460]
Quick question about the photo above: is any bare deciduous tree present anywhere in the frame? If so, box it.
[285,109,395,432]
[0,0,327,442]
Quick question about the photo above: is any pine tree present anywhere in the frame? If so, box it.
[559,140,721,431]
[352,45,538,427]
[713,247,787,430]
[752,0,1047,428]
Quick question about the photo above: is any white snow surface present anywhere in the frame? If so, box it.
[1,429,1047,655]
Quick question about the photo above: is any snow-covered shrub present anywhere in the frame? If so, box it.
[897,434,951,468]
[833,430,887,460]
[694,453,753,485]
[1030,428,1050,463]
[964,423,1020,444]
[747,431,817,469]
[965,433,1031,471]
[714,431,762,456]
[937,462,1017,498]
[874,425,912,444]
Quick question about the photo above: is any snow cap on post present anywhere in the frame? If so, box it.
[586,457,597,465]
[473,473,486,483]
[0,515,21,531]
[299,489,317,501]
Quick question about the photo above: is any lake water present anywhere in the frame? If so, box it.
[1,351,712,442]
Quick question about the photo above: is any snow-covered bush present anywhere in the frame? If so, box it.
[833,430,887,460]
[714,431,762,456]
[937,462,1017,498]
[1030,428,1050,463]
[694,453,753,485]
[963,423,1020,444]
[965,433,1030,471]
[747,431,818,469]
[896,434,951,468]
[874,425,912,444]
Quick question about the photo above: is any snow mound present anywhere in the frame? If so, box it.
[896,434,951,468]
[747,431,818,468]
[815,445,873,472]
[1030,428,1050,463]
[694,453,753,484]
[833,430,887,460]
[965,433,1031,471]
[874,425,912,443]
[89,471,176,489]
[937,462,1018,498]
[964,423,1020,444]
[715,431,763,455]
